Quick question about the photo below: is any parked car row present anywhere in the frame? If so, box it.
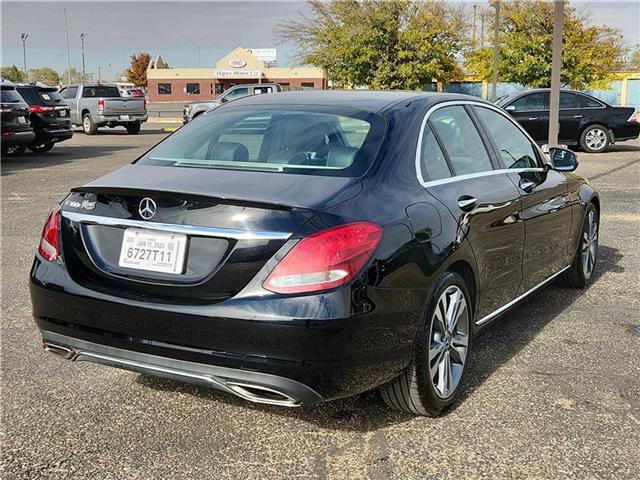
[1,80,149,156]
[498,88,640,153]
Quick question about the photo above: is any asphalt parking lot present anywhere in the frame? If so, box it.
[2,126,639,479]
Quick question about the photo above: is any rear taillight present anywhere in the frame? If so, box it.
[143,99,147,109]
[29,105,55,113]
[628,111,639,124]
[97,99,105,111]
[264,222,383,294]
[38,207,61,262]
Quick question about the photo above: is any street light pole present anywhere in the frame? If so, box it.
[20,33,28,78]
[64,8,72,85]
[490,1,501,102]
[80,33,86,78]
[547,0,565,147]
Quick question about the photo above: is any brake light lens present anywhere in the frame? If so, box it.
[97,99,105,111]
[628,110,639,124]
[264,222,383,294]
[29,105,55,113]
[38,207,61,262]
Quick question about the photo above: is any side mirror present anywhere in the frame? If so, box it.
[549,147,579,172]
[220,96,228,103]
[505,105,516,112]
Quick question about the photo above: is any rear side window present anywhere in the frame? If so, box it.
[419,125,451,182]
[82,86,120,98]
[509,92,547,112]
[474,106,541,169]
[137,107,385,177]
[579,94,603,108]
[1,88,23,103]
[429,106,493,176]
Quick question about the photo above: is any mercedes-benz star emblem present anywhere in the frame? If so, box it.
[138,198,157,220]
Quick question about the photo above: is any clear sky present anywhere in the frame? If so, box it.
[1,0,638,81]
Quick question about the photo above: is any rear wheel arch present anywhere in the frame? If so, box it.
[446,260,477,319]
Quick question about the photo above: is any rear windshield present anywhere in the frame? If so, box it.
[136,106,386,177]
[16,87,64,106]
[82,86,121,98]
[1,88,23,103]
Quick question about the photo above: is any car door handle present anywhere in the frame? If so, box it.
[528,117,538,121]
[457,196,478,212]
[573,115,584,118]
[519,179,536,193]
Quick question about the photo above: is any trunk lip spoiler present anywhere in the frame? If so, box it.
[61,210,292,241]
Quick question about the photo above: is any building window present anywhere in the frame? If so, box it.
[186,83,200,95]
[279,83,290,91]
[158,83,172,95]
[301,82,315,88]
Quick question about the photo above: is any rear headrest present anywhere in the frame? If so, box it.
[326,146,358,168]
[210,142,249,162]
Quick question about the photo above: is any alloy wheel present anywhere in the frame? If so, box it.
[585,128,607,151]
[428,285,469,399]
[83,117,91,133]
[582,210,598,279]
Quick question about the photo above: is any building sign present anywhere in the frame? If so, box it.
[248,48,277,66]
[214,69,262,78]
[228,58,247,68]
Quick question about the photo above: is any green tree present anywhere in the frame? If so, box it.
[1,65,24,82]
[28,67,60,86]
[61,68,91,85]
[465,1,625,89]
[276,0,467,89]
[126,52,152,87]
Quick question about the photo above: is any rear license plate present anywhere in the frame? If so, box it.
[17,116,26,124]
[58,109,67,117]
[118,228,187,274]
[120,114,130,121]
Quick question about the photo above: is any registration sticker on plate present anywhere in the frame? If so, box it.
[120,114,130,121]
[17,116,26,124]
[118,228,187,274]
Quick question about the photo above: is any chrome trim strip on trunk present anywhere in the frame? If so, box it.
[61,210,292,241]
[475,265,571,326]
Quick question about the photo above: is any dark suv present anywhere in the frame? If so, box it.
[16,84,73,153]
[1,81,34,156]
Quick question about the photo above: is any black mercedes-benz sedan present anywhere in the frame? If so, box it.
[497,88,639,153]
[31,91,600,416]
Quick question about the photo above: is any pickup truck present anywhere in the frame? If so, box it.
[182,83,281,123]
[59,83,147,135]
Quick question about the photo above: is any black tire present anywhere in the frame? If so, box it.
[126,123,141,134]
[379,271,472,416]
[28,142,55,154]
[579,125,609,153]
[82,113,97,135]
[557,203,599,288]
[2,144,27,157]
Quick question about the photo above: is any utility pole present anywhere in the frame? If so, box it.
[548,0,565,147]
[20,33,29,78]
[480,10,485,48]
[80,33,86,78]
[472,4,478,48]
[491,1,501,101]
[64,8,72,85]
[98,66,101,83]
[197,41,201,67]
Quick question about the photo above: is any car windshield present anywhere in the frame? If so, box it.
[1,88,23,103]
[136,106,386,177]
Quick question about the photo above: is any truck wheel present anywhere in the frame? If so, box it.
[28,143,55,154]
[126,123,141,135]
[82,113,97,135]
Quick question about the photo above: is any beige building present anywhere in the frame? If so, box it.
[147,47,327,102]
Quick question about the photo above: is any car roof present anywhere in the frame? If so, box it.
[225,90,487,113]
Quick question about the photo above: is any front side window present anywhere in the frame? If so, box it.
[474,106,541,169]
[136,107,385,177]
[509,92,547,112]
[224,87,249,101]
[419,125,451,182]
[158,83,172,95]
[429,106,493,176]
[186,83,200,95]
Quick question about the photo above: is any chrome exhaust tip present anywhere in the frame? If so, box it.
[225,381,300,407]
[43,342,76,360]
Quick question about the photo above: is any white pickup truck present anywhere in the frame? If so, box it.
[59,83,148,135]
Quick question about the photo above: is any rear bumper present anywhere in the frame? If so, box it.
[35,127,73,144]
[2,130,35,146]
[30,258,421,403]
[611,124,640,143]
[94,114,148,125]
[42,331,323,406]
